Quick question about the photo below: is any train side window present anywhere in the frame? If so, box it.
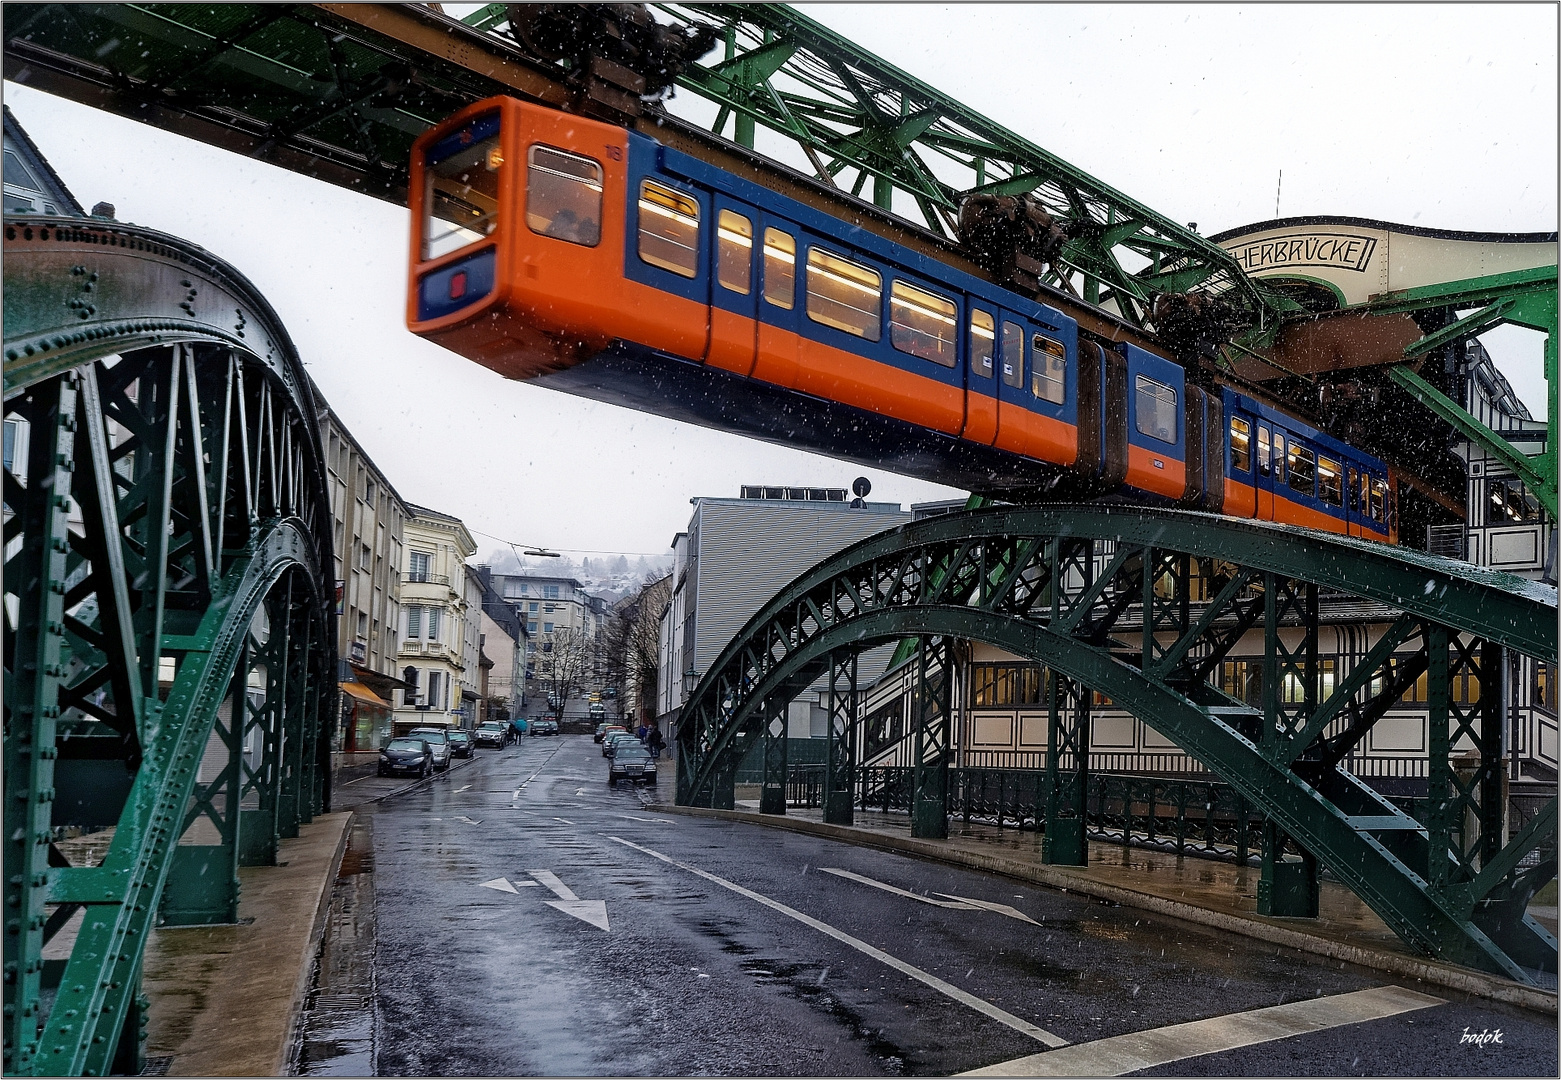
[889,281,957,366]
[717,210,753,294]
[1273,434,1286,482]
[1288,443,1315,496]
[806,247,881,340]
[1360,471,1371,516]
[970,309,994,377]
[1347,467,1359,511]
[638,180,700,277]
[1369,477,1387,523]
[1318,455,1342,505]
[1257,426,1271,475]
[1230,417,1252,471]
[525,144,602,248]
[762,228,795,309]
[1133,375,1176,443]
[1001,322,1024,388]
[1031,334,1066,403]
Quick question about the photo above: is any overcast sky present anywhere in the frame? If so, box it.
[6,3,1555,561]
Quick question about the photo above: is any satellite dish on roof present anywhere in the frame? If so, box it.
[852,477,872,498]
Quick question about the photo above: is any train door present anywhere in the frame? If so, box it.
[750,216,803,389]
[1121,344,1186,500]
[706,194,760,377]
[990,308,1028,456]
[963,302,999,445]
[1345,464,1361,538]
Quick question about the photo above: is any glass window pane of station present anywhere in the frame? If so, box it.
[426,122,506,260]
[1289,443,1315,494]
[1001,322,1024,387]
[1030,334,1066,403]
[1230,417,1252,471]
[1133,375,1177,442]
[717,209,753,294]
[762,228,795,308]
[524,144,602,248]
[1317,455,1343,505]
[806,248,882,340]
[970,309,995,377]
[638,180,700,277]
[1488,478,1544,523]
[889,281,957,366]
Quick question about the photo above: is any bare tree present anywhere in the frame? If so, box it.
[602,574,671,727]
[535,625,591,725]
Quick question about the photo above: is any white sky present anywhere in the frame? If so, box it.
[5,3,1555,560]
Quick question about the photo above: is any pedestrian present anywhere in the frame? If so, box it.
[647,727,665,759]
[637,722,648,743]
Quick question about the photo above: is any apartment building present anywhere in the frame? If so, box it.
[393,505,477,733]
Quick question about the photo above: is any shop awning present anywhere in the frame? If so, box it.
[340,681,390,709]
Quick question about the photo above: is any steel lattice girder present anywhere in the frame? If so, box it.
[4,217,336,1076]
[674,506,1557,984]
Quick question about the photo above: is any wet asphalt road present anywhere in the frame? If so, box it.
[353,735,1556,1077]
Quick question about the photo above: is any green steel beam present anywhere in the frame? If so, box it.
[1387,365,1555,519]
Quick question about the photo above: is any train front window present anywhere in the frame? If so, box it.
[889,281,956,366]
[1288,443,1315,496]
[806,248,881,340]
[1318,455,1342,505]
[524,144,602,247]
[1031,334,1066,403]
[1230,417,1251,471]
[424,116,503,260]
[638,180,699,276]
[717,210,752,294]
[762,228,795,309]
[970,309,994,377]
[1133,375,1176,442]
[1001,322,1024,388]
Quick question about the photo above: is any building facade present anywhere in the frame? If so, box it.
[487,571,609,724]
[393,505,477,734]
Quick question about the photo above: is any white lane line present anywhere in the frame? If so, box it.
[609,836,1066,1048]
[552,817,576,825]
[934,893,1041,926]
[820,868,978,909]
[616,815,660,823]
[959,984,1444,1077]
[455,784,472,793]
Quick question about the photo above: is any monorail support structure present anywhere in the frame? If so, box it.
[676,506,1559,984]
[3,217,335,1075]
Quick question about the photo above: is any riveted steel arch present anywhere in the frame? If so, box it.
[4,216,335,1075]
[675,506,1557,985]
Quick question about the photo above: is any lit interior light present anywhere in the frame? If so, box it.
[718,228,753,247]
[486,147,504,170]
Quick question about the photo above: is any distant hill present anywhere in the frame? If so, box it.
[479,548,673,603]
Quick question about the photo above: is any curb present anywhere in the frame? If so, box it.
[657,803,1559,1016]
[277,811,354,1077]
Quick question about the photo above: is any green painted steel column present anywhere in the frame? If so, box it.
[759,698,788,815]
[2,374,78,1075]
[1043,671,1090,865]
[823,650,857,825]
[1258,820,1320,918]
[1426,624,1453,889]
[911,637,952,839]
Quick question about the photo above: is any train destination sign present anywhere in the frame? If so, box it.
[1229,232,1378,274]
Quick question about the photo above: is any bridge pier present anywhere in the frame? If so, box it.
[823,651,856,825]
[911,637,953,839]
[759,699,788,815]
[1043,673,1091,866]
[1258,822,1320,918]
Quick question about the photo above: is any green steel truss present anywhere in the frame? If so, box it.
[3,216,336,1075]
[675,506,1558,984]
[3,2,1284,336]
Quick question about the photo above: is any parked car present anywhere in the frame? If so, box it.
[608,743,657,786]
[379,737,432,779]
[602,731,639,758]
[406,727,452,770]
[447,730,474,758]
[533,719,559,736]
[595,722,625,744]
[474,722,509,749]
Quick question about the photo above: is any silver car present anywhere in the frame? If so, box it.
[406,727,452,770]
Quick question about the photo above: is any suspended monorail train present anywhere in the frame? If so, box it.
[406,96,1397,543]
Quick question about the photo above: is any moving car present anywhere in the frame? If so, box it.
[474,721,509,748]
[447,730,474,758]
[609,742,657,786]
[407,726,453,770]
[379,737,433,779]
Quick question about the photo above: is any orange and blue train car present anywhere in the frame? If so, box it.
[407,96,1396,543]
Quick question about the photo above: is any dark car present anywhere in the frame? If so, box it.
[533,719,559,736]
[603,731,639,758]
[447,730,474,758]
[474,722,509,749]
[406,727,452,770]
[608,742,657,786]
[379,737,432,779]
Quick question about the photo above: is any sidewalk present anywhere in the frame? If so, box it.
[652,772,1557,1015]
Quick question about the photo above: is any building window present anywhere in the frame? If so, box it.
[637,179,700,277]
[409,550,432,582]
[969,663,1045,707]
[806,247,881,340]
[356,612,368,639]
[1535,661,1555,712]
[1219,660,1262,707]
[528,602,538,612]
[527,622,537,634]
[544,585,560,600]
[543,622,554,634]
[427,671,442,708]
[403,666,419,706]
[360,543,372,570]
[888,280,957,366]
[407,606,422,639]
[1134,375,1176,443]
[717,209,752,294]
[762,228,795,309]
[1488,478,1544,524]
[426,608,441,641]
[526,144,602,247]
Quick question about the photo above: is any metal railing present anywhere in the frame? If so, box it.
[401,572,451,587]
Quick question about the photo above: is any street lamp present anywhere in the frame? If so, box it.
[682,664,700,697]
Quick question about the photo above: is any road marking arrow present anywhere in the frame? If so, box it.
[457,815,483,825]
[820,868,978,909]
[478,877,519,894]
[528,869,609,931]
[933,893,1042,925]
